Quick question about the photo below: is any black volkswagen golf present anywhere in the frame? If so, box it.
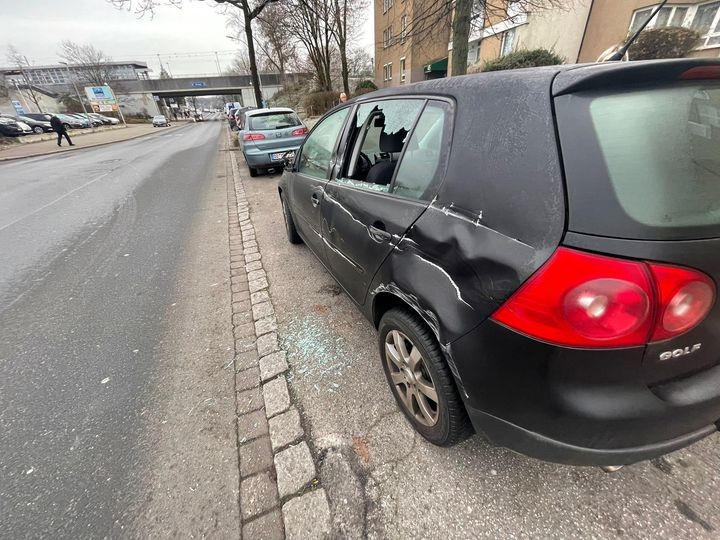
[278,59,720,466]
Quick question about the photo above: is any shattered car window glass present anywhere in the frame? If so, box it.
[355,100,423,134]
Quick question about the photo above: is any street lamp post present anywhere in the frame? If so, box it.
[59,61,95,132]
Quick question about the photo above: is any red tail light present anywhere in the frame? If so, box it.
[491,248,716,348]
[243,133,266,141]
[649,264,715,341]
[292,127,309,136]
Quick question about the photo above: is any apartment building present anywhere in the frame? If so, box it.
[453,0,719,73]
[578,0,720,62]
[374,0,451,87]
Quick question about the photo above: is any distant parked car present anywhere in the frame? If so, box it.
[66,113,102,127]
[0,116,32,136]
[23,113,53,123]
[234,106,255,131]
[152,115,170,127]
[89,113,120,125]
[18,115,53,133]
[55,114,90,129]
[241,108,308,177]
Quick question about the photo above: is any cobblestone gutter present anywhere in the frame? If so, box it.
[225,147,332,539]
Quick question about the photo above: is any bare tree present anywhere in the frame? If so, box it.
[328,0,368,96]
[109,0,278,106]
[255,4,298,78]
[278,0,335,91]
[397,0,569,77]
[226,46,252,75]
[58,41,116,85]
[5,44,43,112]
[347,47,374,79]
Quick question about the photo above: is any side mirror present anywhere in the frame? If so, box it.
[283,151,297,172]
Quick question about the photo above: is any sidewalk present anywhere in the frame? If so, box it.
[0,123,187,161]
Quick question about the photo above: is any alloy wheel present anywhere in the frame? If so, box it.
[384,329,439,426]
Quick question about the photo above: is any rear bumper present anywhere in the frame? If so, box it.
[244,144,301,168]
[467,407,717,466]
[450,320,720,465]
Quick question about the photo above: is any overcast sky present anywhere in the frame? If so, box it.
[2,0,374,76]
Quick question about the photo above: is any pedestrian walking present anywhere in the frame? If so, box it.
[50,115,74,147]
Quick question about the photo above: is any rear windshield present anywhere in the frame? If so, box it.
[248,112,301,131]
[556,82,720,240]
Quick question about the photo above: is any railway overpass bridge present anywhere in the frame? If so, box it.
[113,73,307,107]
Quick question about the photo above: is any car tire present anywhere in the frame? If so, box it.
[33,126,44,134]
[248,166,258,177]
[280,193,302,245]
[62,123,70,130]
[378,308,472,447]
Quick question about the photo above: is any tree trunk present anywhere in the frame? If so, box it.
[244,11,264,107]
[335,0,350,96]
[451,0,472,77]
[340,43,350,96]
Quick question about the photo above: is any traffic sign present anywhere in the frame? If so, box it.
[191,81,208,88]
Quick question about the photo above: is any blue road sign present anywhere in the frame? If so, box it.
[191,81,208,88]
[11,100,25,115]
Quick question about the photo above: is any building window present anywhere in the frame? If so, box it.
[400,15,407,43]
[500,28,516,56]
[630,4,689,33]
[383,0,394,13]
[630,3,720,48]
[400,57,406,82]
[383,26,394,48]
[691,1,720,46]
[382,63,394,81]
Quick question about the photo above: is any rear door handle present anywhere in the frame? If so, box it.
[369,221,392,242]
[311,190,321,207]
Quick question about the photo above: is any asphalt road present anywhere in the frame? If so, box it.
[242,165,720,539]
[0,120,240,538]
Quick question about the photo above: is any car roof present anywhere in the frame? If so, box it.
[245,107,295,117]
[347,59,720,106]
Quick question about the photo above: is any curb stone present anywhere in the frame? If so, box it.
[226,140,330,539]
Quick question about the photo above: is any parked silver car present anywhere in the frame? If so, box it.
[152,115,170,127]
[241,108,308,177]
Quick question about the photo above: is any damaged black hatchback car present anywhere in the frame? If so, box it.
[279,59,720,466]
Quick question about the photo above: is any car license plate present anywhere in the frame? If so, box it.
[271,152,286,161]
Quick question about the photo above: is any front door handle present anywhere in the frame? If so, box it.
[311,191,321,207]
[369,221,392,242]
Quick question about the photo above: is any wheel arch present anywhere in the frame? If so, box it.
[372,290,442,345]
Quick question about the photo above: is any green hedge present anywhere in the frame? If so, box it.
[477,48,565,73]
[628,27,700,60]
[354,79,377,92]
[303,90,338,117]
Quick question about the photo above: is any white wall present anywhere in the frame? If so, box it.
[515,0,592,63]
[117,93,161,117]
